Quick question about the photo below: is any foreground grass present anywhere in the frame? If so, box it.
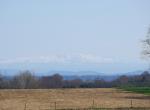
[59,107,150,110]
[120,86,150,95]
[0,88,150,109]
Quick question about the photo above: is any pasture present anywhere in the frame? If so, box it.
[120,87,150,95]
[0,88,150,110]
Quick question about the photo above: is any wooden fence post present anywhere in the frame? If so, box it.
[92,99,95,109]
[130,99,133,108]
[24,93,28,110]
[24,102,27,110]
[54,102,56,110]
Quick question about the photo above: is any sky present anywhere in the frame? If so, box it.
[0,0,150,74]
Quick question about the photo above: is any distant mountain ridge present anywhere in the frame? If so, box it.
[0,69,144,76]
[63,75,118,81]
[0,69,145,81]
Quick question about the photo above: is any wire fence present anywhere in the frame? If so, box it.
[0,92,150,110]
[1,100,150,110]
[18,99,150,110]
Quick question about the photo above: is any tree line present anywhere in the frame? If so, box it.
[0,70,150,89]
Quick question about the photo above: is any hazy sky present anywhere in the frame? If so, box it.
[0,0,150,73]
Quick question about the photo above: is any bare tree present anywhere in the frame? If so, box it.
[142,27,150,69]
[11,70,39,89]
[0,74,4,89]
[50,74,63,88]
[40,74,63,88]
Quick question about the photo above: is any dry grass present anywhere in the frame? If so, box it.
[0,88,150,110]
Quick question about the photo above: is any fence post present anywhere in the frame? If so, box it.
[39,105,41,110]
[24,93,28,110]
[54,102,56,110]
[24,102,27,110]
[130,99,133,108]
[92,99,95,109]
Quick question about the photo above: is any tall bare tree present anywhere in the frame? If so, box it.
[11,70,39,89]
[142,27,150,70]
[0,74,4,89]
[40,74,63,88]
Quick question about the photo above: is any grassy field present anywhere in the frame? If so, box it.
[0,88,150,110]
[120,87,150,95]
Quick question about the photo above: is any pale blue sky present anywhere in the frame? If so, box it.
[0,0,150,73]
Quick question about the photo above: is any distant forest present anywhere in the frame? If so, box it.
[0,70,150,89]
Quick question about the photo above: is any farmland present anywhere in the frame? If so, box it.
[120,87,150,95]
[0,88,150,110]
